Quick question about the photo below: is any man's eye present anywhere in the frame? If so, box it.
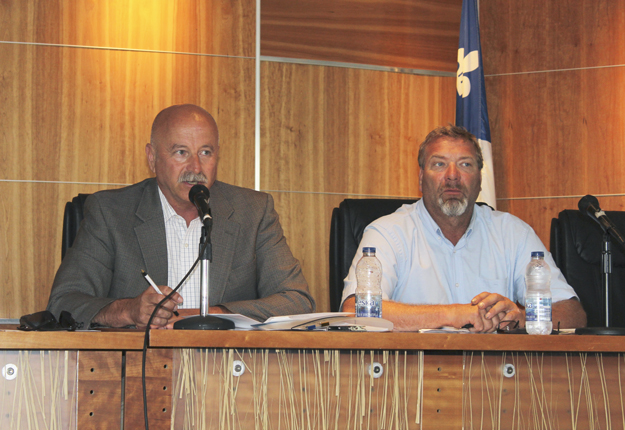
[200,150,212,156]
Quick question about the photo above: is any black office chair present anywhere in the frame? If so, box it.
[61,194,91,260]
[550,209,625,328]
[329,198,418,311]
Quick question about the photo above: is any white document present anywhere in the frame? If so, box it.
[253,313,393,332]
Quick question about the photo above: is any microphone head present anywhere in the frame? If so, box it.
[189,184,210,203]
[578,194,599,215]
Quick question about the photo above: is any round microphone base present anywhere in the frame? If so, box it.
[173,315,235,330]
[575,327,625,336]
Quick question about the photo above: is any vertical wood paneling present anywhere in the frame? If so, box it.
[261,61,455,196]
[481,0,625,75]
[271,192,348,312]
[488,68,625,201]
[0,44,255,186]
[1,0,255,56]
[262,0,462,72]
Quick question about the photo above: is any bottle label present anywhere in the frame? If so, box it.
[355,293,382,318]
[525,297,552,322]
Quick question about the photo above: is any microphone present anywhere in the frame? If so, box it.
[189,184,212,227]
[578,195,625,246]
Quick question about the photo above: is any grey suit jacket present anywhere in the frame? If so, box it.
[47,178,315,326]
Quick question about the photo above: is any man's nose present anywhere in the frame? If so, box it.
[188,154,202,172]
[445,163,460,180]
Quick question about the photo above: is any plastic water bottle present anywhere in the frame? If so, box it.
[525,251,552,335]
[355,247,383,318]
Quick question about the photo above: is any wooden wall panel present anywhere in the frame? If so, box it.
[271,192,348,312]
[261,61,456,196]
[0,0,255,57]
[487,67,625,200]
[0,44,255,186]
[481,0,625,75]
[261,0,462,72]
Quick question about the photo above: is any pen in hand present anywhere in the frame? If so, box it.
[141,270,179,316]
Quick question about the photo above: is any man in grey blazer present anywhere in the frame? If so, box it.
[47,104,315,328]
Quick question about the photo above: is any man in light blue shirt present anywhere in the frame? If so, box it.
[341,125,586,332]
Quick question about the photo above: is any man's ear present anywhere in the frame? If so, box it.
[419,169,423,192]
[145,143,156,173]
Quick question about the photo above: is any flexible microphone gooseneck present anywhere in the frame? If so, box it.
[578,195,625,247]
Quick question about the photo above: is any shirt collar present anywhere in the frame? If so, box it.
[157,187,186,223]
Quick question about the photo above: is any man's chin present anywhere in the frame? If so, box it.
[439,198,469,217]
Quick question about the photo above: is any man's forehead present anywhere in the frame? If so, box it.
[424,138,477,159]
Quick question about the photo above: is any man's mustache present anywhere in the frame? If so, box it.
[439,182,467,195]
[178,172,208,183]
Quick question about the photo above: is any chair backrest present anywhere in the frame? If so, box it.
[61,194,91,260]
[329,198,418,311]
[550,209,625,327]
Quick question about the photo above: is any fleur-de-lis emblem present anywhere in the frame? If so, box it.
[457,48,479,98]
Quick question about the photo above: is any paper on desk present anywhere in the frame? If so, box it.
[418,326,471,333]
[253,313,393,332]
[263,312,353,324]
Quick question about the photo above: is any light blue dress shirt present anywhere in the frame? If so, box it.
[342,200,577,306]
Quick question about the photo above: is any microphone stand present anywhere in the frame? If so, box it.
[602,232,611,328]
[576,225,625,335]
[174,218,234,330]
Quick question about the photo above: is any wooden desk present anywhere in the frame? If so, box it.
[2,328,625,429]
[0,327,171,429]
[150,331,625,429]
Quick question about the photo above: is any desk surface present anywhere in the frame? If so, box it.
[3,325,625,352]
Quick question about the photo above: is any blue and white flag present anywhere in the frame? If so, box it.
[456,0,496,209]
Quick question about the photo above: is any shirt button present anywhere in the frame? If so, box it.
[455,283,459,287]
[184,243,188,248]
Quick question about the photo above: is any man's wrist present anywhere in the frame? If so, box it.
[93,298,134,328]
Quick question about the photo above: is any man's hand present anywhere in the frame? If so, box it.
[471,292,524,330]
[132,285,183,329]
[446,303,503,333]
[93,286,183,329]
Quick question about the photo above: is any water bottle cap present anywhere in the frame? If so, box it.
[362,247,376,254]
[531,251,544,258]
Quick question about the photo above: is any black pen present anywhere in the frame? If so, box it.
[141,270,179,316]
